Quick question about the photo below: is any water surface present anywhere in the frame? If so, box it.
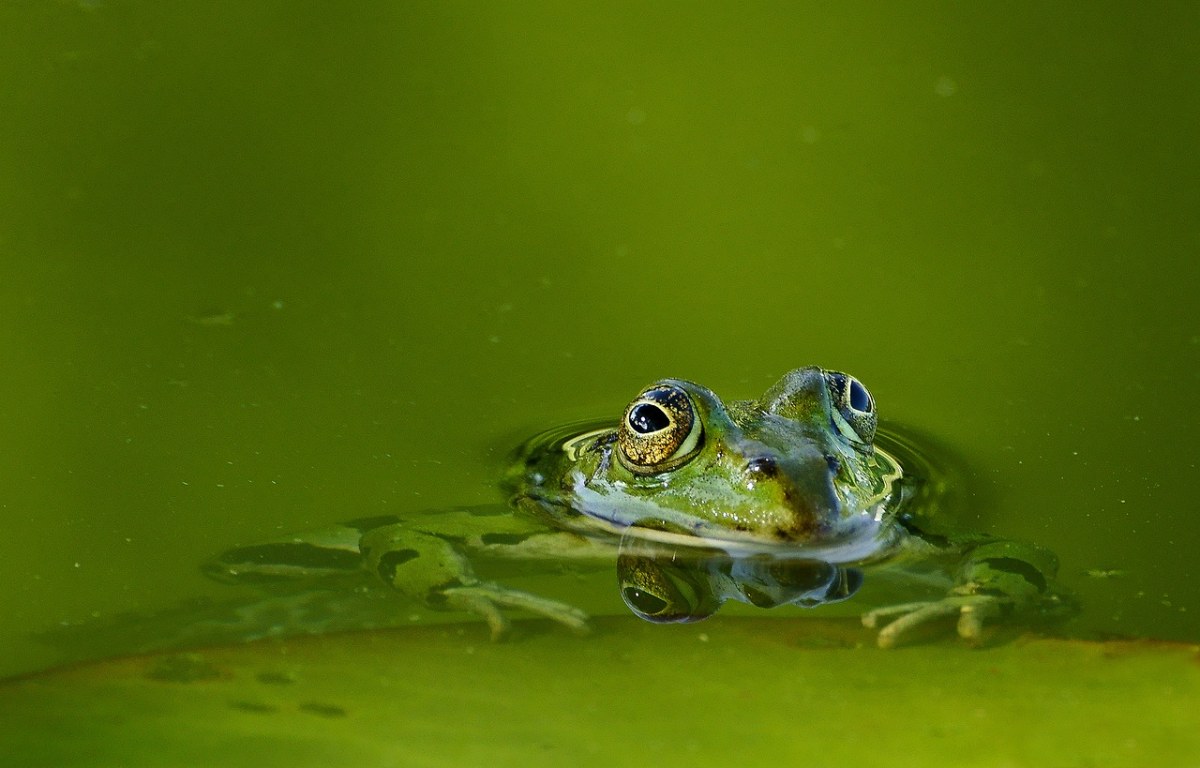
[1,0,1196,746]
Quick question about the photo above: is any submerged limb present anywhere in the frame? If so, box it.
[861,594,1004,649]
[862,539,1075,649]
[443,584,591,641]
[360,524,591,640]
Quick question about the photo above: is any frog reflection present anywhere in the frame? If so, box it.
[615,528,862,623]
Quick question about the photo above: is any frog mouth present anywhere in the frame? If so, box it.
[520,479,895,565]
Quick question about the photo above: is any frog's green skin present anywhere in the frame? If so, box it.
[204,367,1071,648]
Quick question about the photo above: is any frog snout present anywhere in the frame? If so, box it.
[743,453,841,533]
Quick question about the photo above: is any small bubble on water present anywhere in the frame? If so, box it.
[934,76,958,97]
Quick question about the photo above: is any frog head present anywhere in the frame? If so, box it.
[510,366,900,553]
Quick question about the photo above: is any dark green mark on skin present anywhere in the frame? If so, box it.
[376,549,420,584]
[217,543,362,573]
[480,532,537,546]
[978,557,1049,592]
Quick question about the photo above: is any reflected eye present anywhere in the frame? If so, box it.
[617,384,704,472]
[617,551,719,624]
[621,587,672,618]
[824,370,877,444]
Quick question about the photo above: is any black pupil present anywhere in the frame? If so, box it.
[848,379,871,412]
[629,403,670,434]
[623,588,668,615]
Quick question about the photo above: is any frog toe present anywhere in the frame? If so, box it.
[442,589,512,641]
[443,583,591,639]
[864,600,961,649]
[862,594,1008,649]
[954,595,1004,647]
[861,601,936,631]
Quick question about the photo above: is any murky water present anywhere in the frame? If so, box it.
[1,0,1196,747]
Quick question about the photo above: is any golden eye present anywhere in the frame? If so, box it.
[617,384,704,472]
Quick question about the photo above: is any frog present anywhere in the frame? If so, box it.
[203,366,1073,648]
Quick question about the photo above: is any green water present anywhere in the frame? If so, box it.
[1,0,1197,736]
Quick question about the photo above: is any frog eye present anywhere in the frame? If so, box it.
[617,550,720,623]
[617,384,704,473]
[824,371,877,444]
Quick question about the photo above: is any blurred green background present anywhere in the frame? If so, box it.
[1,1,1197,680]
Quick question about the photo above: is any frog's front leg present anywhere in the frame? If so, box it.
[358,525,590,640]
[862,540,1073,649]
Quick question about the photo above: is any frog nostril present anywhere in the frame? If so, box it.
[746,457,778,478]
[825,455,841,475]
